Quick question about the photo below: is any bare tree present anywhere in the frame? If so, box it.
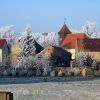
[82,21,100,38]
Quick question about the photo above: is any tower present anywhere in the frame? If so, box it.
[58,19,72,46]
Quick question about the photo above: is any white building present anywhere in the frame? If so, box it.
[0,39,9,64]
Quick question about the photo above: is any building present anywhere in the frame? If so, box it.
[61,33,88,59]
[37,45,72,67]
[0,39,10,64]
[59,23,100,60]
[76,38,100,60]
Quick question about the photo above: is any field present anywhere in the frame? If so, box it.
[0,77,100,100]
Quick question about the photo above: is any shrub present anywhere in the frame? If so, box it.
[58,70,63,77]
[50,71,55,77]
[11,69,16,77]
[36,68,41,76]
[74,67,83,76]
[27,70,34,77]
[82,67,94,77]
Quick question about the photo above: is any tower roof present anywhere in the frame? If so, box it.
[58,24,72,34]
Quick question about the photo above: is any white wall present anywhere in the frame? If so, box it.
[0,49,2,63]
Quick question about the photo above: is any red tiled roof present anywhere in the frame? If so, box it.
[58,24,71,34]
[77,39,100,52]
[0,39,6,48]
[61,33,88,49]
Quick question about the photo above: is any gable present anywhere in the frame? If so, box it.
[0,39,6,49]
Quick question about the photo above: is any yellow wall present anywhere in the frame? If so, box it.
[83,52,100,61]
[65,49,75,59]
[65,49,100,60]
[11,42,21,65]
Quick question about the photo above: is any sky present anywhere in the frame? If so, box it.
[0,0,100,33]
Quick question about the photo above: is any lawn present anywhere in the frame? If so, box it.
[0,77,100,100]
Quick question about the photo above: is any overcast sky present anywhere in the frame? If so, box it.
[0,0,100,33]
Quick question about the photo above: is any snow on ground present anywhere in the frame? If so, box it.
[0,77,100,100]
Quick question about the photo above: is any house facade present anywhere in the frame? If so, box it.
[36,45,72,67]
[0,39,10,64]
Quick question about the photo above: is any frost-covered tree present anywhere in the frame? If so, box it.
[84,55,93,67]
[21,25,36,57]
[42,52,52,76]
[0,25,16,45]
[82,21,100,38]
[3,55,11,66]
[75,52,94,67]
[75,52,87,67]
[35,52,52,76]
[37,32,59,47]
[16,25,36,68]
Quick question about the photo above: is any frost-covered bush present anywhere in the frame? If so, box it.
[36,68,41,76]
[11,69,16,77]
[27,70,34,77]
[0,67,5,76]
[50,71,55,77]
[3,68,12,76]
[3,69,10,76]
[84,55,93,67]
[18,68,28,77]
[8,67,17,77]
[58,70,63,77]
[3,70,8,76]
[75,52,95,67]
[42,66,48,76]
[66,71,74,76]
[92,60,98,68]
[97,61,100,67]
[73,67,82,76]
[75,52,87,67]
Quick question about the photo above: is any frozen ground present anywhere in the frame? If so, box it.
[0,77,100,100]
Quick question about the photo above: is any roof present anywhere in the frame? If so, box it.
[34,40,43,54]
[37,45,71,57]
[77,38,100,52]
[58,24,71,35]
[61,33,88,49]
[0,39,6,49]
